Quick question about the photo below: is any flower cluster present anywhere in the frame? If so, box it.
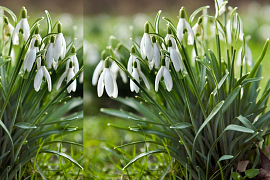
[92,5,252,98]
[5,7,79,93]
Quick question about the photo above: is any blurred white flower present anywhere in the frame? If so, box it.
[97,59,118,98]
[140,22,153,60]
[192,17,203,41]
[130,61,150,93]
[236,43,253,66]
[12,7,30,45]
[152,36,161,69]
[24,39,39,72]
[155,58,173,92]
[127,45,141,74]
[46,36,55,68]
[57,61,77,93]
[177,8,194,45]
[34,58,51,92]
[168,39,183,72]
[3,16,14,41]
[217,0,226,16]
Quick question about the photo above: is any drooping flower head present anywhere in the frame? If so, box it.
[29,25,42,50]
[155,57,173,92]
[168,39,183,72]
[92,50,106,86]
[57,61,77,93]
[128,45,141,74]
[97,58,118,98]
[177,7,194,45]
[130,60,150,93]
[66,45,79,74]
[12,7,30,45]
[53,22,66,70]
[192,17,203,41]
[24,39,39,72]
[34,56,52,92]
[164,26,177,49]
[140,22,153,61]
[46,36,55,69]
[3,16,14,41]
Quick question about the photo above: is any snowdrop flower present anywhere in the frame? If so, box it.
[46,36,55,68]
[66,45,79,74]
[226,15,244,45]
[127,45,141,74]
[236,43,253,66]
[34,57,51,92]
[28,26,42,50]
[130,61,150,93]
[168,39,183,72]
[3,16,14,41]
[177,8,194,45]
[217,0,226,16]
[57,61,77,93]
[24,39,39,72]
[110,61,127,83]
[140,22,153,61]
[192,17,203,41]
[53,22,66,70]
[164,26,177,49]
[155,57,173,92]
[12,7,30,45]
[152,36,161,69]
[92,50,106,86]
[97,59,118,98]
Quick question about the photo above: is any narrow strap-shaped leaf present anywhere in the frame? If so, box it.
[222,85,241,112]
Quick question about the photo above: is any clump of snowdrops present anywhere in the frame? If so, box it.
[0,6,83,179]
[92,1,270,179]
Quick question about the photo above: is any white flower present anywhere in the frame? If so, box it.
[92,60,104,86]
[236,43,253,66]
[152,36,161,69]
[155,58,173,92]
[46,36,55,68]
[192,17,203,41]
[24,39,39,72]
[34,58,51,92]
[97,59,118,98]
[12,7,30,45]
[110,61,127,83]
[217,0,226,16]
[164,27,177,49]
[3,16,14,41]
[57,62,77,93]
[66,45,79,74]
[140,22,153,60]
[226,16,244,45]
[177,8,194,45]
[128,45,141,74]
[53,22,66,70]
[168,39,183,72]
[130,61,150,93]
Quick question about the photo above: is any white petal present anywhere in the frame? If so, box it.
[246,45,253,66]
[97,71,105,97]
[24,47,37,71]
[148,60,154,70]
[145,34,153,61]
[153,43,160,68]
[140,34,146,59]
[104,68,114,97]
[177,18,185,42]
[186,21,194,45]
[127,55,134,74]
[67,68,76,93]
[34,67,43,92]
[60,33,66,59]
[12,20,22,45]
[119,69,127,83]
[112,78,118,98]
[72,55,79,74]
[169,47,181,72]
[46,43,54,68]
[54,34,62,61]
[132,68,140,93]
[236,47,242,66]
[21,18,30,41]
[57,71,68,90]
[92,60,104,85]
[139,71,150,90]
[226,20,231,45]
[52,60,58,70]
[36,56,41,69]
[42,66,52,92]
[163,67,173,91]
[155,66,164,92]
[165,57,170,69]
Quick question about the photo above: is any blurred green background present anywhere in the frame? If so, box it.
[84,0,270,178]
